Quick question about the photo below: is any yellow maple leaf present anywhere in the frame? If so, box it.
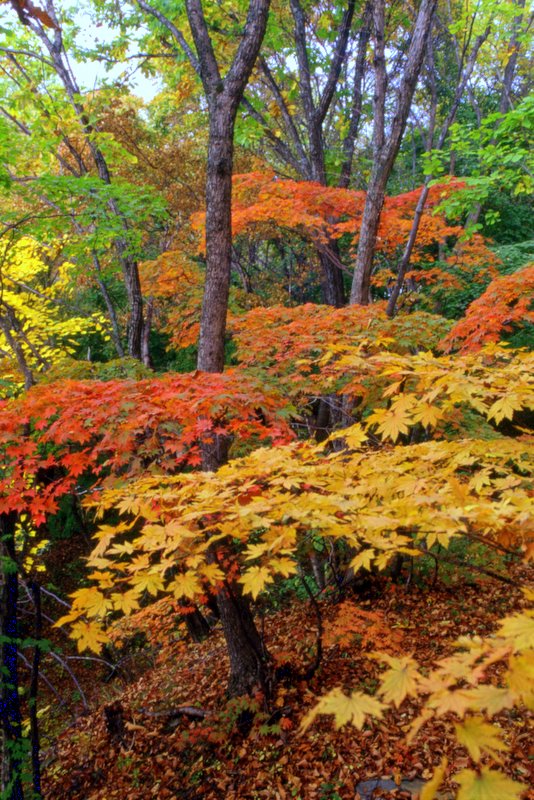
[70,587,111,619]
[71,620,110,653]
[506,651,534,709]
[131,571,165,596]
[239,566,273,600]
[497,612,534,651]
[167,570,202,599]
[269,556,297,577]
[454,767,524,800]
[300,687,384,732]
[244,542,270,561]
[344,423,368,448]
[87,571,115,589]
[350,549,375,572]
[412,402,443,428]
[111,590,140,616]
[368,397,415,442]
[375,654,421,706]
[466,685,515,716]
[199,563,225,584]
[421,757,448,800]
[454,716,508,762]
[427,688,474,717]
[107,541,135,556]
[487,394,522,425]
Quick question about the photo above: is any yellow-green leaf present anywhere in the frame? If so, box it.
[239,566,273,599]
[454,716,508,762]
[300,687,384,732]
[455,768,524,800]
[497,612,534,650]
[375,654,421,706]
[421,757,448,800]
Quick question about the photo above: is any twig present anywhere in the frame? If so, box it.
[299,574,323,681]
[139,706,209,720]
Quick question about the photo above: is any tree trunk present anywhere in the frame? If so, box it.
[217,583,269,697]
[1,512,25,800]
[350,0,437,305]
[197,106,235,373]
[350,180,386,304]
[180,0,272,696]
[318,242,346,307]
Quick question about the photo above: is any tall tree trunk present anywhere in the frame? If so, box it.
[1,512,25,800]
[177,0,273,695]
[351,179,387,304]
[197,106,235,373]
[318,242,346,307]
[350,0,437,305]
[386,19,491,317]
[28,582,42,799]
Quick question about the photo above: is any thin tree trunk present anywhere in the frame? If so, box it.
[0,315,35,389]
[1,512,25,800]
[141,296,153,368]
[217,581,269,697]
[318,242,346,307]
[350,0,437,305]
[28,582,42,799]
[386,20,491,316]
[178,0,273,696]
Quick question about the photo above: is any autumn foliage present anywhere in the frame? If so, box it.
[0,370,292,523]
[442,262,534,352]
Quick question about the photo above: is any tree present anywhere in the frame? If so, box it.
[0,237,109,391]
[386,3,493,316]
[1,0,154,361]
[350,0,437,304]
[441,262,534,352]
[240,0,371,306]
[134,0,270,373]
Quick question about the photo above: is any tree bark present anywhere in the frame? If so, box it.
[318,242,346,307]
[350,0,437,305]
[386,20,491,316]
[1,512,25,800]
[197,104,235,372]
[28,582,42,799]
[217,582,269,697]
[178,0,273,696]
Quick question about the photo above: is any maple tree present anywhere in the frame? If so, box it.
[441,262,534,353]
[190,171,500,306]
[0,237,109,392]
[1,1,533,798]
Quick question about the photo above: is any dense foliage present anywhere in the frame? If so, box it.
[0,0,532,798]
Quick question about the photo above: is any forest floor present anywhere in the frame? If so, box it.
[41,563,533,800]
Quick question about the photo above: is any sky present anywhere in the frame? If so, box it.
[70,7,162,102]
